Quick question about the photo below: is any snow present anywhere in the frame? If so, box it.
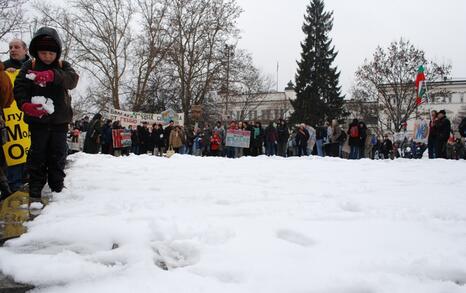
[1,153,466,293]
[31,96,55,114]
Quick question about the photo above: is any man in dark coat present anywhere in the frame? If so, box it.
[163,120,174,150]
[3,39,30,72]
[83,114,102,154]
[381,134,393,159]
[427,110,438,159]
[101,119,113,155]
[14,27,79,199]
[264,122,278,156]
[276,119,289,157]
[434,110,451,159]
[151,123,165,156]
[295,124,310,157]
[251,122,264,156]
[3,38,30,193]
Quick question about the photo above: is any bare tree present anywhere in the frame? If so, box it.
[128,0,172,111]
[29,7,78,64]
[353,38,451,132]
[166,0,242,125]
[226,49,274,121]
[35,0,134,110]
[0,0,28,42]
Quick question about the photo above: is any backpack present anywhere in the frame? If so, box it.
[350,125,359,138]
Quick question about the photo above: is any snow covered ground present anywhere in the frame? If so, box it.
[1,153,466,293]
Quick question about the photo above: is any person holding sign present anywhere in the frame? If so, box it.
[0,61,14,200]
[3,38,30,192]
[14,27,79,200]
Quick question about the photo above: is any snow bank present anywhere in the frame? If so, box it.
[1,154,465,293]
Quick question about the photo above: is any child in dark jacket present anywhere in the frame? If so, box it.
[14,27,79,200]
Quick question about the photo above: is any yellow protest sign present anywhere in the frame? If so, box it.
[2,101,30,166]
[2,69,30,166]
[5,70,19,87]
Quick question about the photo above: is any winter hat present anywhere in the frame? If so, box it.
[35,36,59,53]
[438,110,446,115]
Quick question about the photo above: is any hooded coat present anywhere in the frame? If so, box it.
[14,27,79,130]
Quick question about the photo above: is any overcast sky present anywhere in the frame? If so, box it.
[235,0,466,97]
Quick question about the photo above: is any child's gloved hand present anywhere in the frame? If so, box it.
[27,70,55,87]
[21,103,48,118]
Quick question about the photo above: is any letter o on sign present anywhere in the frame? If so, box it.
[8,143,25,160]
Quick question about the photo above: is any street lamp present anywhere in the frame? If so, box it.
[225,44,234,118]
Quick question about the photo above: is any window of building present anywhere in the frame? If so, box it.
[253,111,257,120]
[261,110,267,120]
[461,93,465,103]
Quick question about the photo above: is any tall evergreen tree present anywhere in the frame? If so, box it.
[291,0,346,126]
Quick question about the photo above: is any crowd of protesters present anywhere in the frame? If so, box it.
[75,110,466,160]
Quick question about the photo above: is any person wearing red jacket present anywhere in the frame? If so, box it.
[210,132,222,157]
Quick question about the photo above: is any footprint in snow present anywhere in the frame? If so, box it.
[152,241,200,270]
[276,229,315,247]
[339,201,362,213]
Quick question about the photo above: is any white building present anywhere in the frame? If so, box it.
[217,82,296,124]
[347,79,466,134]
[217,79,466,133]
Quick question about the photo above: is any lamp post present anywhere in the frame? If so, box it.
[225,44,234,118]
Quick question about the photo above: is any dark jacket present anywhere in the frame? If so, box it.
[14,27,79,130]
[459,118,466,138]
[252,125,264,148]
[316,126,327,140]
[101,123,113,145]
[435,116,451,143]
[359,122,367,146]
[295,128,310,147]
[277,124,289,144]
[264,124,278,144]
[163,125,173,147]
[83,114,102,154]
[151,128,164,148]
[381,138,393,156]
[3,55,30,70]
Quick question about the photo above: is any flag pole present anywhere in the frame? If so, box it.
[423,68,433,122]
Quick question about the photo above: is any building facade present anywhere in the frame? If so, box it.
[217,82,296,124]
[347,79,466,135]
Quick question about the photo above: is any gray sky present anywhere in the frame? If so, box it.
[235,0,466,97]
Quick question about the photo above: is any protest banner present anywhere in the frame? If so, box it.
[102,108,184,128]
[413,119,429,143]
[112,129,132,148]
[225,130,251,148]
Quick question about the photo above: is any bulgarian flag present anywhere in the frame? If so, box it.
[415,65,427,105]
